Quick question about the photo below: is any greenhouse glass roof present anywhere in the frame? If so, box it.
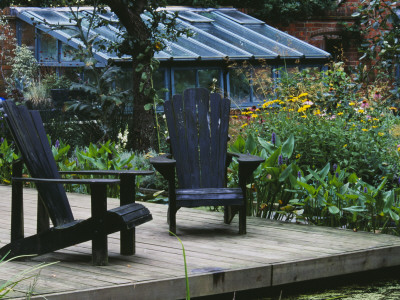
[12,6,330,64]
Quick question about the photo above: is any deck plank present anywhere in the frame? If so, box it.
[0,185,399,299]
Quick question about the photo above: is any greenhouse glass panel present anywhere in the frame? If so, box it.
[252,66,274,102]
[39,32,58,62]
[198,69,221,92]
[229,69,250,106]
[30,10,74,25]
[116,68,133,91]
[202,12,301,58]
[153,69,167,100]
[163,43,196,58]
[172,36,223,58]
[193,23,276,57]
[61,43,77,62]
[174,69,196,94]
[246,24,329,58]
[175,23,248,58]
[20,21,35,50]
[215,10,264,25]
[178,11,214,23]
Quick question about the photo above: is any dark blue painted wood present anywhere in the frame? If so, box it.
[3,102,74,226]
[155,88,264,234]
[1,100,153,264]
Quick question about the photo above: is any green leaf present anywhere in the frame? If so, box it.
[297,180,316,195]
[258,137,275,154]
[389,209,400,221]
[319,162,330,179]
[328,205,340,214]
[144,103,153,110]
[245,134,257,154]
[281,134,294,158]
[264,146,281,167]
[230,135,246,153]
[348,173,359,184]
[279,163,292,182]
[383,190,395,213]
[343,206,367,212]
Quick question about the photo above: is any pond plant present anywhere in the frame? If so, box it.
[227,61,400,234]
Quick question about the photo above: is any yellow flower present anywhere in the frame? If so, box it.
[337,103,341,108]
[301,115,307,118]
[362,128,368,132]
[232,115,238,118]
[390,107,398,111]
[296,154,301,159]
[358,109,364,113]
[298,92,308,98]
[378,132,384,136]
[372,126,377,128]
[343,144,347,148]
[241,123,248,128]
[154,41,162,51]
[337,112,343,116]
[349,102,356,106]
[373,118,379,121]
[251,114,258,118]
[278,200,283,205]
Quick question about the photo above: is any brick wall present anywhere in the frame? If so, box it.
[267,0,361,68]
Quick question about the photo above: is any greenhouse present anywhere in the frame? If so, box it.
[11,6,331,106]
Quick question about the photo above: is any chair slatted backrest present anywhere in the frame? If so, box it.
[164,88,230,189]
[3,101,74,226]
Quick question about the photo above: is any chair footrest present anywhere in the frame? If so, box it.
[176,188,244,207]
[109,203,152,229]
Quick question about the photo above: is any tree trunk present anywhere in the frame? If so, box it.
[128,61,157,152]
[104,0,156,152]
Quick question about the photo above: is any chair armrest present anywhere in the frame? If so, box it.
[227,152,264,184]
[12,177,120,185]
[59,170,153,176]
[149,155,176,180]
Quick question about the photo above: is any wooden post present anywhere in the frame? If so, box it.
[37,193,50,233]
[91,183,108,266]
[238,166,247,235]
[120,173,136,255]
[11,160,24,242]
[168,169,176,235]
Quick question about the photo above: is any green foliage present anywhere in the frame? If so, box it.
[0,253,57,299]
[294,165,400,234]
[169,232,190,300]
[229,134,302,220]
[58,6,130,143]
[0,138,18,185]
[351,1,400,105]
[6,45,38,96]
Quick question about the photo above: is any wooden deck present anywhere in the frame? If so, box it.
[1,184,400,299]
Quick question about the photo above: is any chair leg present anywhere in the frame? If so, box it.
[168,205,177,235]
[92,230,108,266]
[91,184,108,266]
[120,174,136,255]
[11,160,24,242]
[37,194,50,234]
[239,205,246,234]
